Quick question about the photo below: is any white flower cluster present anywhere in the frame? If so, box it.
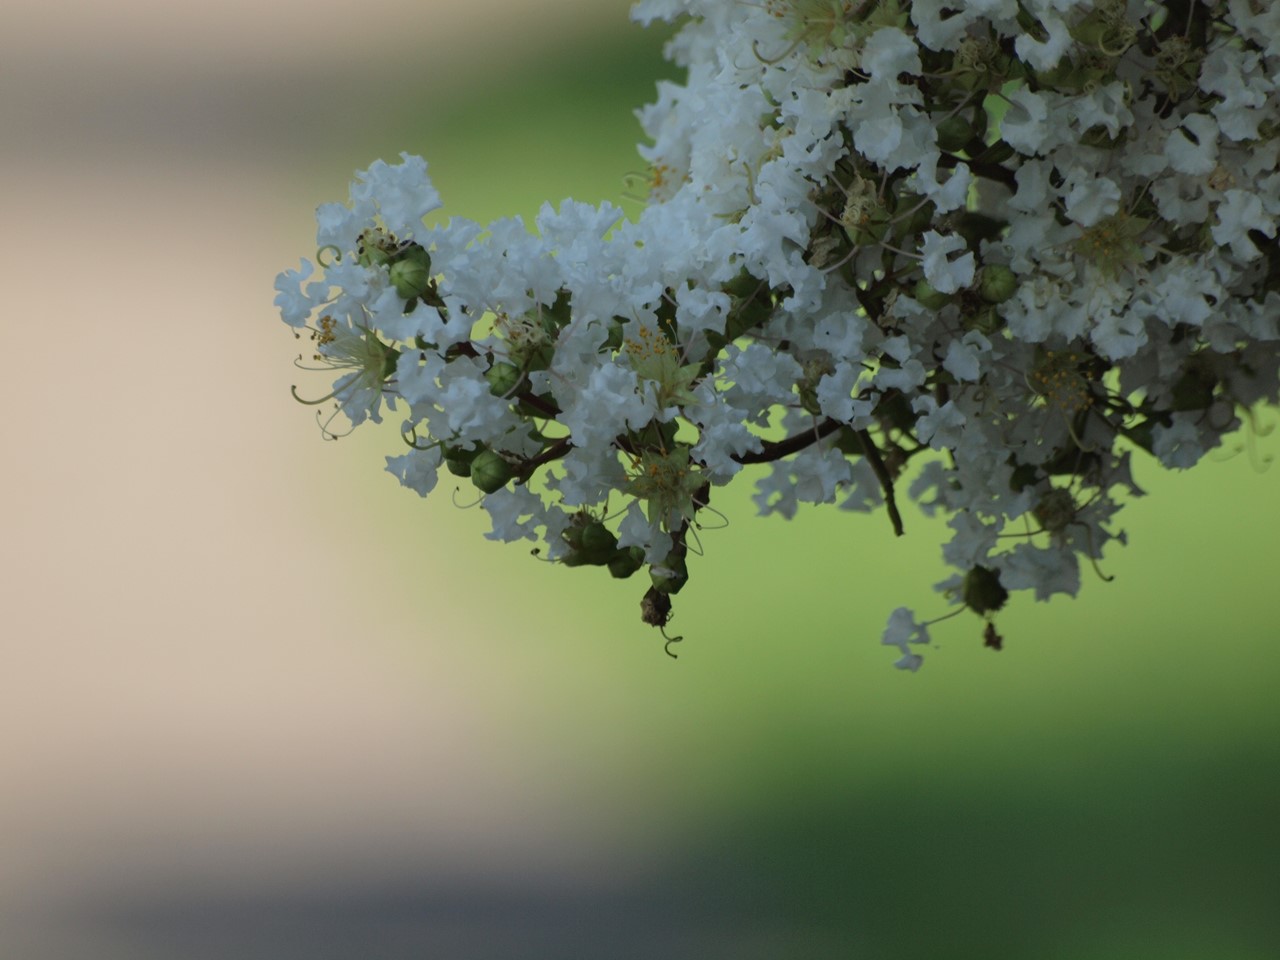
[277,0,1280,668]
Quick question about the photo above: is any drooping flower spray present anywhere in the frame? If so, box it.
[277,1,1280,667]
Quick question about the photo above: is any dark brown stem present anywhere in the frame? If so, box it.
[515,437,572,483]
[856,429,906,537]
[732,418,844,465]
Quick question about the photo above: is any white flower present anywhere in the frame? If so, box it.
[1072,82,1132,138]
[1065,174,1121,227]
[881,607,930,672]
[561,362,656,451]
[996,543,1080,601]
[385,446,443,497]
[274,259,320,327]
[861,27,921,84]
[1212,190,1276,261]
[1152,414,1207,469]
[1001,87,1050,155]
[920,231,975,294]
[300,316,398,428]
[1164,114,1219,177]
[1013,13,1071,71]
[482,486,544,543]
[912,396,966,450]
[348,153,441,239]
[941,331,990,383]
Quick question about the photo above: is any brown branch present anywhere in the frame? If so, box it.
[515,437,572,484]
[732,418,844,465]
[856,429,906,537]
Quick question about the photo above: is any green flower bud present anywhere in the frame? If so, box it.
[649,553,688,595]
[963,565,1009,615]
[609,546,645,580]
[913,278,952,310]
[1033,488,1076,534]
[389,258,431,300]
[579,521,619,564]
[444,444,481,478]
[486,361,523,397]
[978,264,1018,303]
[470,449,514,494]
[964,304,1005,335]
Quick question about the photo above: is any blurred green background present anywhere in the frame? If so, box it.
[3,2,1278,958]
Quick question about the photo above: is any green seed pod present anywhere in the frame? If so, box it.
[649,553,688,595]
[978,264,1018,304]
[963,565,1009,615]
[395,242,431,270]
[579,521,619,564]
[443,444,482,478]
[561,517,586,552]
[485,361,523,397]
[965,305,1005,335]
[609,546,645,580]
[470,449,514,494]
[1033,488,1076,534]
[913,278,952,310]
[389,258,431,300]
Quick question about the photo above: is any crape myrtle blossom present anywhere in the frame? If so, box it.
[279,0,1280,668]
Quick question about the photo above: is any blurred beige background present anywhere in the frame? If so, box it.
[1,2,640,957]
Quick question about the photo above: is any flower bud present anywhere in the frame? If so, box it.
[470,449,514,494]
[444,444,480,478]
[579,521,619,564]
[609,546,644,579]
[389,258,431,300]
[978,264,1018,303]
[963,565,1009,615]
[913,278,952,310]
[649,553,688,595]
[1033,488,1076,534]
[964,305,1004,335]
[486,361,523,397]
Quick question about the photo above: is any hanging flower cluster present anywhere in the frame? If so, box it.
[276,0,1280,668]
